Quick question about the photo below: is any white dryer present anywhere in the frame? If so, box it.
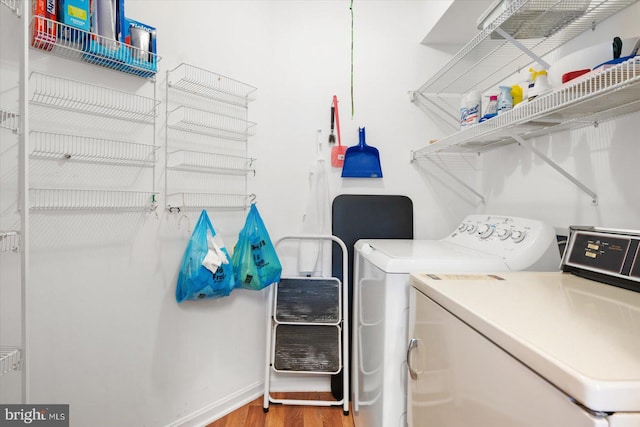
[408,226,640,426]
[352,214,562,427]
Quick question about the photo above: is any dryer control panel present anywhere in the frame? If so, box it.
[563,226,640,293]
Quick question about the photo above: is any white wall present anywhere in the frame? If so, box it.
[1,1,472,427]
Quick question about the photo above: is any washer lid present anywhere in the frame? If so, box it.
[410,271,640,412]
[355,239,508,273]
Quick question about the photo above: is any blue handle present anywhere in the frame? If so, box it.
[359,127,366,147]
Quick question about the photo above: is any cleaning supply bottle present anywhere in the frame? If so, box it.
[465,90,481,126]
[483,95,498,119]
[510,85,523,106]
[460,94,468,130]
[528,67,551,101]
[497,86,513,115]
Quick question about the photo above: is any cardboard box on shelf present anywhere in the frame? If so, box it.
[32,0,57,51]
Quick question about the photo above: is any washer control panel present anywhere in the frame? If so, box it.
[452,215,534,244]
[444,215,558,267]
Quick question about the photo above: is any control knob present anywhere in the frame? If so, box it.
[511,230,526,243]
[458,223,467,232]
[466,224,477,234]
[496,228,511,240]
[477,224,494,239]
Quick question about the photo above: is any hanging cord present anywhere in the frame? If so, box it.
[350,0,354,118]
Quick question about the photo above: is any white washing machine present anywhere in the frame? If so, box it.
[408,226,640,426]
[352,214,562,427]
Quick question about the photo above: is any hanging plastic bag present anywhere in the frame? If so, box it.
[232,204,282,290]
[176,210,235,302]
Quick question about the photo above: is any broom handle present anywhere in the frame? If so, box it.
[333,95,342,147]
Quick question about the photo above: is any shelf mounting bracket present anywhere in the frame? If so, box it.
[494,27,550,70]
[510,132,598,206]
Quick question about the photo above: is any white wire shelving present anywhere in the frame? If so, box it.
[166,192,254,212]
[30,131,159,166]
[167,106,256,140]
[412,57,640,158]
[167,150,255,174]
[0,0,20,16]
[411,0,640,206]
[167,63,257,107]
[1,108,19,132]
[413,0,638,101]
[0,347,22,376]
[0,231,21,252]
[29,72,160,124]
[29,189,158,211]
[30,16,160,79]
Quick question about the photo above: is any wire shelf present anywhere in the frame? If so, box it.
[167,63,257,106]
[412,57,640,158]
[167,106,256,140]
[416,0,638,96]
[0,347,22,376]
[1,108,19,132]
[0,0,20,16]
[30,188,158,211]
[30,16,160,79]
[0,231,21,252]
[30,131,159,166]
[167,149,255,174]
[166,192,253,211]
[29,72,160,124]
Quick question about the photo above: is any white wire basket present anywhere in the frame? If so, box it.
[30,188,158,211]
[167,106,256,140]
[167,63,257,106]
[29,72,160,124]
[30,131,159,166]
[0,0,20,16]
[166,192,253,211]
[30,16,160,79]
[0,231,21,252]
[0,347,22,376]
[0,108,19,132]
[167,149,255,174]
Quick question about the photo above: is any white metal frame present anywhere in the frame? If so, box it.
[6,1,161,402]
[165,63,256,214]
[263,235,350,415]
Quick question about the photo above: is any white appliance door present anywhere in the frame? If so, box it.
[407,287,609,427]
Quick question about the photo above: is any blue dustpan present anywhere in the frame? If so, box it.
[341,127,383,178]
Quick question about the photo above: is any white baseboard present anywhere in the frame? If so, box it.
[167,381,264,427]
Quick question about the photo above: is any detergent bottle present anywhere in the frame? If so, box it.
[510,85,523,106]
[497,86,513,115]
[528,67,551,101]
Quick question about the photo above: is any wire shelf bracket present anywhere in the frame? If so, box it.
[30,131,159,166]
[0,347,22,376]
[0,231,21,252]
[167,63,257,107]
[1,108,20,132]
[166,192,254,212]
[29,72,160,124]
[29,188,158,211]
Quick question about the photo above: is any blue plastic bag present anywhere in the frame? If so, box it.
[232,204,282,290]
[176,210,235,302]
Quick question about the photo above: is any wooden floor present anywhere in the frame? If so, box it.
[207,393,355,427]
